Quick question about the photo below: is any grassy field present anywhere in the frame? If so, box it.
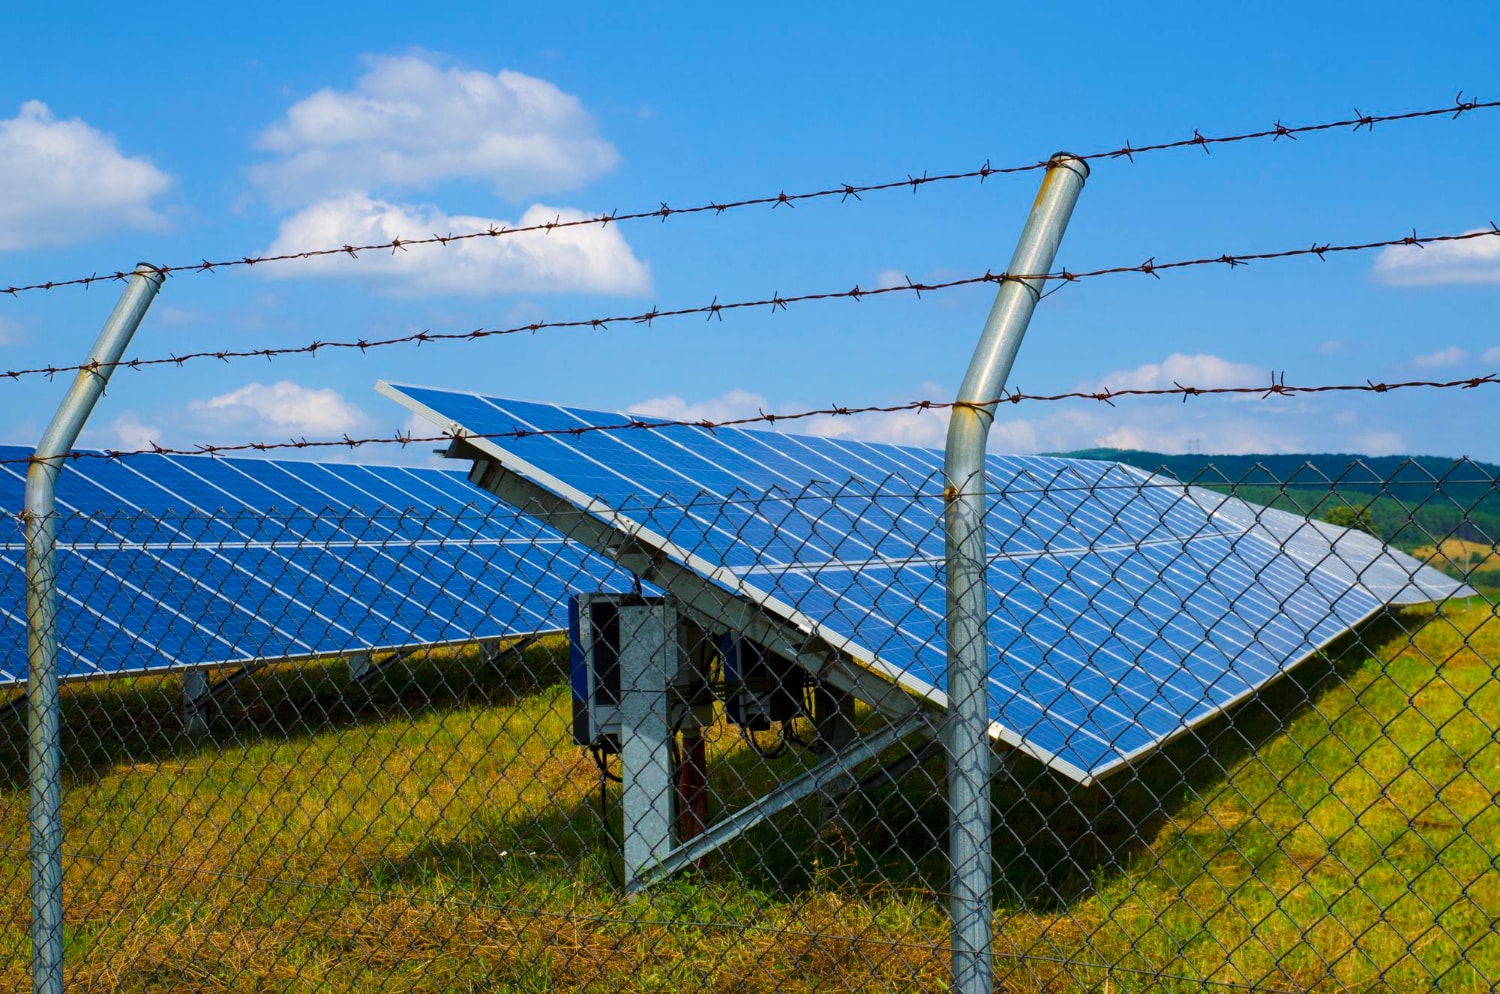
[1414,539,1500,596]
[1,601,1497,992]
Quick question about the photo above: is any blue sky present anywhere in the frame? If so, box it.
[1,3,1496,463]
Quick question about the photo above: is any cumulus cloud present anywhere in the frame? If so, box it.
[189,381,369,437]
[1411,346,1469,369]
[1372,228,1500,286]
[1089,353,1267,393]
[0,101,171,250]
[631,389,775,425]
[1482,346,1500,365]
[110,413,164,451]
[627,350,1434,459]
[258,194,650,296]
[253,55,619,206]
[633,384,955,449]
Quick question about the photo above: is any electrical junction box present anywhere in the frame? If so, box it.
[569,593,712,751]
[720,633,805,731]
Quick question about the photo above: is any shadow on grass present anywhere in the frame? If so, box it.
[1,606,1438,925]
[0,636,570,794]
[377,606,1434,918]
[845,606,1429,912]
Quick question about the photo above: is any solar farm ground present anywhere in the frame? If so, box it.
[0,601,1495,992]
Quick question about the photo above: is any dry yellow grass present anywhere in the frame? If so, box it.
[0,605,1496,992]
[1415,538,1500,572]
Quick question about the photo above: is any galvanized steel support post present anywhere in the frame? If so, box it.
[943,157,1086,994]
[26,264,163,994]
[618,601,677,893]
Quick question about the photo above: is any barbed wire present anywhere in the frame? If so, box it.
[4,225,1498,387]
[14,371,1497,469]
[2,93,1491,298]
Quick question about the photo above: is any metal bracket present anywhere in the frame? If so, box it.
[348,646,421,684]
[628,710,928,893]
[181,664,261,735]
[479,633,545,668]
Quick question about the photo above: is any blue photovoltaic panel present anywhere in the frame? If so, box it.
[0,447,631,688]
[381,382,1471,783]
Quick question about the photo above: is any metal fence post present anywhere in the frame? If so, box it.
[25,264,163,994]
[943,157,1087,993]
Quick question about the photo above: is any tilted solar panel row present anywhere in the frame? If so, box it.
[0,446,632,688]
[381,383,1469,783]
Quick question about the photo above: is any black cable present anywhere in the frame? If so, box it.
[742,724,789,760]
[589,743,622,783]
[590,743,624,889]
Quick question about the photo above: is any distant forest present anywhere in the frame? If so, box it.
[1052,449,1500,554]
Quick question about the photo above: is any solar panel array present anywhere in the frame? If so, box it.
[381,382,1470,783]
[0,447,630,688]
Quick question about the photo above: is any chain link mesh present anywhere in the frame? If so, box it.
[3,456,1496,992]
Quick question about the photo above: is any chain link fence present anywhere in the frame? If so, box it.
[2,455,1497,992]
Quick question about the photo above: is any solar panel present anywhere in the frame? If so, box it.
[379,382,1471,783]
[0,446,632,688]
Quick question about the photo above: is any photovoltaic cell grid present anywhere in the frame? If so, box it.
[0,446,632,688]
[381,383,1470,783]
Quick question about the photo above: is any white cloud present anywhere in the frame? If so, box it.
[1372,228,1500,286]
[986,405,1296,456]
[810,406,951,449]
[630,383,950,449]
[632,384,955,449]
[259,194,650,296]
[1352,431,1407,456]
[1317,339,1348,355]
[629,350,1468,460]
[153,306,202,329]
[1089,353,1267,393]
[1411,346,1469,369]
[189,381,369,437]
[1482,346,1500,365]
[253,55,618,206]
[0,315,24,345]
[631,389,774,425]
[110,413,164,452]
[0,101,171,249]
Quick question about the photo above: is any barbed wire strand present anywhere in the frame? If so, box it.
[15,371,1498,469]
[5,225,1498,388]
[2,93,1492,298]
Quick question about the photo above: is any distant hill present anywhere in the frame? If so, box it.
[1046,448,1500,554]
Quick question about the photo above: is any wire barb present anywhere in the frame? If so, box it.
[13,371,1498,469]
[1,224,1495,385]
[3,94,1495,297]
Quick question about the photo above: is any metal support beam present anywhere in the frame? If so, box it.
[943,154,1088,994]
[349,646,420,684]
[815,682,859,826]
[479,632,544,668]
[630,710,928,892]
[345,652,372,681]
[182,663,261,734]
[26,264,163,994]
[0,692,28,723]
[618,602,677,892]
[461,456,922,724]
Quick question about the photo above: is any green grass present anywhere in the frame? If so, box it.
[1,605,1497,992]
